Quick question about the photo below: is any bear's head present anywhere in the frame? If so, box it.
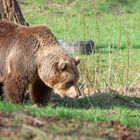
[38,55,81,98]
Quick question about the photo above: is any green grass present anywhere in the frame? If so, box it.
[79,48,140,89]
[1,93,140,127]
[0,100,140,127]
[20,0,140,47]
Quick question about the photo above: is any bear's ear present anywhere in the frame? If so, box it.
[75,56,80,65]
[58,61,69,71]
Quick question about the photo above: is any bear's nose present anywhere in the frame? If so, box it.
[69,94,79,99]
[73,90,81,99]
[76,94,81,99]
[74,94,79,99]
[68,91,80,99]
[65,85,81,99]
[76,89,81,98]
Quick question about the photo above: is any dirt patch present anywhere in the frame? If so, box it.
[0,112,140,140]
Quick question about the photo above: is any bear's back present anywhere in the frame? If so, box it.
[0,21,57,46]
[0,21,18,37]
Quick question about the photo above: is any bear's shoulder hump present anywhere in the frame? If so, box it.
[0,20,18,36]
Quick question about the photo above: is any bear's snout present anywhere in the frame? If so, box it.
[66,86,81,98]
[55,85,81,99]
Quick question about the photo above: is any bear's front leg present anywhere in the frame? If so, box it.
[3,73,28,104]
[30,79,52,106]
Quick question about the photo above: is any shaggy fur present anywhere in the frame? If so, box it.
[0,21,80,105]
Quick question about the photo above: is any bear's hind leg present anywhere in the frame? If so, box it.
[0,82,3,97]
[30,79,52,106]
[3,74,28,104]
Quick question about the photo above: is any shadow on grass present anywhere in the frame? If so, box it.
[95,45,140,54]
[1,92,140,110]
[98,44,140,49]
[51,92,140,109]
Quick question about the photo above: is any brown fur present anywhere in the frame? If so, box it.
[0,20,81,105]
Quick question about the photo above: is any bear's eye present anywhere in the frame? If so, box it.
[66,81,74,88]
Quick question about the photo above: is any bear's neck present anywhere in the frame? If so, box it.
[37,44,69,65]
[40,42,67,55]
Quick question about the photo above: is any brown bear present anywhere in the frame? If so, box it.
[0,20,81,105]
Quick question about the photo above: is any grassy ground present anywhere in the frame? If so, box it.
[1,93,140,139]
[21,0,140,46]
[1,92,140,139]
[1,111,140,140]
[1,93,140,125]
[0,0,140,139]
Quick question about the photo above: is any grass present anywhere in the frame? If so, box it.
[1,93,140,127]
[0,101,140,127]
[20,0,140,46]
[79,48,140,90]
[1,93,140,139]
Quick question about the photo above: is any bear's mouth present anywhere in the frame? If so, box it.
[53,87,80,99]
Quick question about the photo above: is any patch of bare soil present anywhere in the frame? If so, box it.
[0,112,140,140]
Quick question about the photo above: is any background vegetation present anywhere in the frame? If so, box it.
[20,0,140,93]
